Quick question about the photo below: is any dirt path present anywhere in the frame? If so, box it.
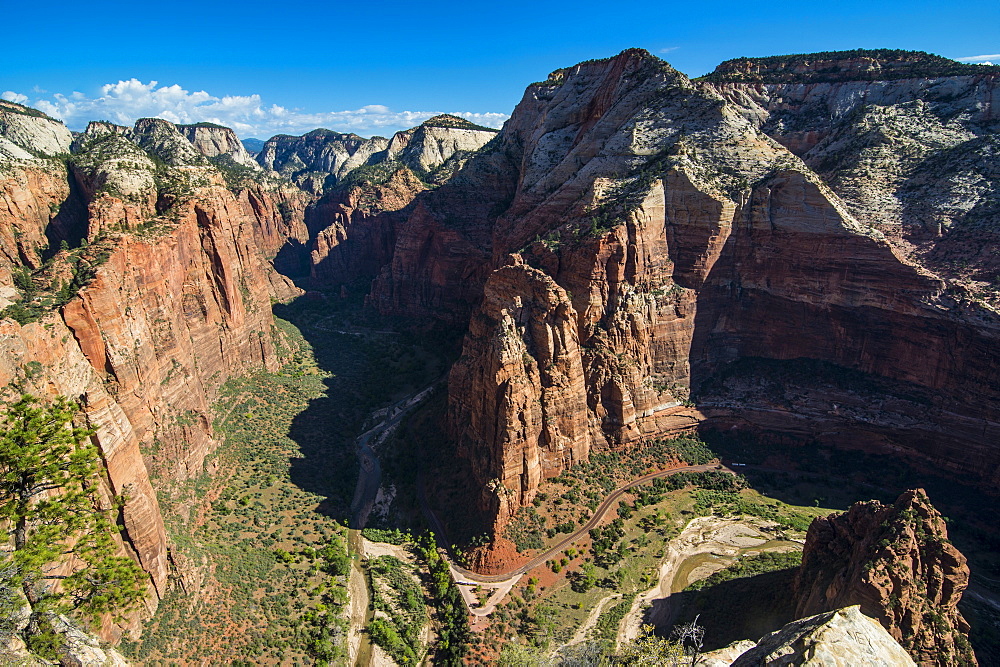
[419,464,737,617]
[563,593,622,648]
[427,464,730,584]
[617,517,801,646]
[347,530,372,666]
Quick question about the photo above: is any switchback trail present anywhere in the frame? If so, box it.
[421,463,731,584]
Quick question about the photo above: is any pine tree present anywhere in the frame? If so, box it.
[0,394,147,628]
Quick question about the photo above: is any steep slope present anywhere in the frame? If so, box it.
[795,489,975,665]
[256,114,498,196]
[1,110,307,635]
[350,49,1000,551]
[719,605,916,666]
[177,122,261,169]
[300,116,502,288]
[706,50,1000,289]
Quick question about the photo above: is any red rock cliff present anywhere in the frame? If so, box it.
[360,49,1000,546]
[1,115,304,633]
[795,489,976,666]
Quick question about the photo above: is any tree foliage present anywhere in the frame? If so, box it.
[0,394,147,625]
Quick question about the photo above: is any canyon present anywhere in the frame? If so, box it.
[1,47,998,664]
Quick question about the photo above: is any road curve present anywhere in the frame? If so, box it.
[424,463,731,584]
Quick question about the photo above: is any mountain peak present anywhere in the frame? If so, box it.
[702,48,1000,83]
[420,114,498,132]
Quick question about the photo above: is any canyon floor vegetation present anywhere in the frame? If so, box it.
[123,290,453,664]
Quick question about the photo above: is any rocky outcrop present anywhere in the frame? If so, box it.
[383,115,499,174]
[257,130,389,193]
[1,107,304,636]
[177,122,260,168]
[1,599,131,666]
[0,100,72,159]
[712,605,916,666]
[794,489,975,665]
[448,259,592,526]
[256,115,497,195]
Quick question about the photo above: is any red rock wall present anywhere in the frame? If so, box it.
[795,489,976,665]
[1,170,302,630]
[362,50,1000,545]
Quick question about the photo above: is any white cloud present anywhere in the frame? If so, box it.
[956,54,1000,63]
[2,91,29,104]
[16,79,508,139]
[658,47,680,54]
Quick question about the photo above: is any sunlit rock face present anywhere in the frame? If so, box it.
[1,109,306,634]
[795,489,976,666]
[717,605,917,666]
[349,49,1000,549]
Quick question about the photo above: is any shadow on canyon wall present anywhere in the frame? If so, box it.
[272,285,463,526]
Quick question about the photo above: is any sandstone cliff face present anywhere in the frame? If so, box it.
[795,489,975,666]
[307,167,426,285]
[177,123,261,169]
[0,103,78,293]
[1,110,304,632]
[707,55,1000,287]
[351,49,1000,547]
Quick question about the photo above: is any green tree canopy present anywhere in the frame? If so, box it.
[0,393,147,625]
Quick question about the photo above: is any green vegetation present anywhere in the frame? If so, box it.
[700,49,1000,83]
[178,121,230,129]
[0,394,147,657]
[685,551,803,591]
[505,506,547,551]
[693,489,814,531]
[336,159,410,190]
[362,527,412,545]
[367,555,428,664]
[208,154,269,190]
[415,533,471,665]
[421,114,499,133]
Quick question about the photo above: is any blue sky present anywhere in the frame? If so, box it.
[3,0,998,138]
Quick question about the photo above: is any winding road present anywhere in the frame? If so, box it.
[421,463,732,585]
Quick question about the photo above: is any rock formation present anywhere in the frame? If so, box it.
[795,489,976,665]
[257,129,386,194]
[177,122,260,169]
[711,605,916,666]
[255,114,497,195]
[328,48,1000,546]
[1,597,131,667]
[307,167,427,284]
[1,109,307,634]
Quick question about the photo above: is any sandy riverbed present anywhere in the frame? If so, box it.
[617,517,801,646]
